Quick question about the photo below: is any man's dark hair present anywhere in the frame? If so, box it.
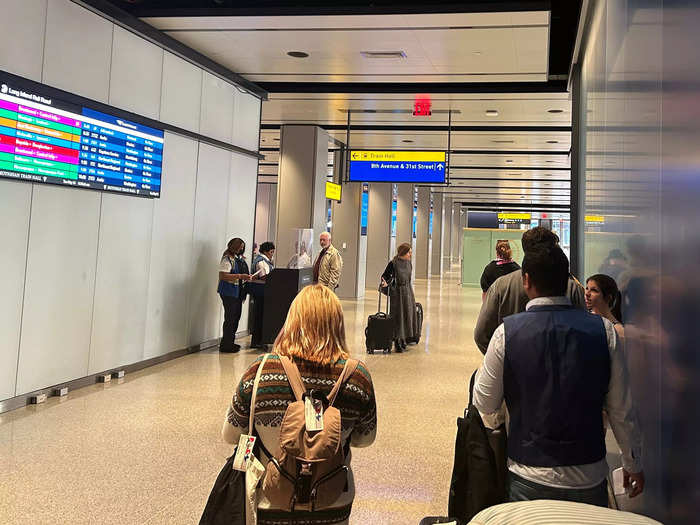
[260,241,275,254]
[522,245,569,297]
[521,226,560,253]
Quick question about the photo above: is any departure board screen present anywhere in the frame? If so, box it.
[0,74,164,198]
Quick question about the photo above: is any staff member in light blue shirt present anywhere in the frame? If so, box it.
[218,237,252,353]
[473,245,644,507]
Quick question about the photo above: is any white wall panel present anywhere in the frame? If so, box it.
[188,143,231,345]
[42,0,113,103]
[109,26,164,120]
[16,186,100,395]
[0,181,31,399]
[144,133,198,358]
[160,53,202,133]
[199,72,234,143]
[0,0,47,81]
[88,195,154,374]
[233,91,261,152]
[227,153,259,331]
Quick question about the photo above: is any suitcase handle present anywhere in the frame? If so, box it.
[378,280,390,314]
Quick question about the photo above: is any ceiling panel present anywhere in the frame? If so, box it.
[141,9,572,209]
[144,11,549,83]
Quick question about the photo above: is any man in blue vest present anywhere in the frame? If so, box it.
[473,245,644,506]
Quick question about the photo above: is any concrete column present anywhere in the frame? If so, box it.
[451,201,461,265]
[331,183,364,299]
[365,183,392,290]
[389,184,398,257]
[415,187,431,278]
[254,183,278,246]
[431,193,445,276]
[395,184,413,248]
[275,125,329,265]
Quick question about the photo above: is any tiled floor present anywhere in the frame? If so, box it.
[0,270,485,524]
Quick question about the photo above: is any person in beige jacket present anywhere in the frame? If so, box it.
[313,232,343,290]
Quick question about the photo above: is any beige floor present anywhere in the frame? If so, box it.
[0,270,485,524]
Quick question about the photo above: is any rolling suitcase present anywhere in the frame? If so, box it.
[365,288,393,354]
[408,302,424,344]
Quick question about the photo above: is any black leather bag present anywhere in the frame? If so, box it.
[447,371,507,523]
[199,451,246,525]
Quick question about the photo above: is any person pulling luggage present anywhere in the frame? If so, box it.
[380,243,417,352]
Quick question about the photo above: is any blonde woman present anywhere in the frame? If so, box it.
[222,284,377,525]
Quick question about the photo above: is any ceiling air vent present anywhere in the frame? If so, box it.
[361,51,407,59]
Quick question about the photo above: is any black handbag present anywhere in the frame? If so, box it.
[447,370,507,523]
[199,452,246,525]
[200,354,271,524]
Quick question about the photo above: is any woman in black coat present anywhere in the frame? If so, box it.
[380,242,417,352]
[480,240,520,299]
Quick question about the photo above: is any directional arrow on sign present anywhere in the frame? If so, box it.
[352,152,359,160]
[437,163,445,170]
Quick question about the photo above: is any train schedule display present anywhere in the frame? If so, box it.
[0,73,164,198]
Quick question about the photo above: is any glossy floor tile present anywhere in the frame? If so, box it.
[0,270,485,524]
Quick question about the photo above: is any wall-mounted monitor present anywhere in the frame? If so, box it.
[0,71,164,198]
[325,181,342,201]
[348,150,446,183]
[468,211,499,228]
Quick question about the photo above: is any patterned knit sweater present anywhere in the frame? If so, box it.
[223,354,377,525]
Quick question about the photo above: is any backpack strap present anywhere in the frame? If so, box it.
[279,355,306,402]
[249,354,270,431]
[328,359,359,406]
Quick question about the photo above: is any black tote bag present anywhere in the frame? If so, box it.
[447,370,507,523]
[199,451,246,525]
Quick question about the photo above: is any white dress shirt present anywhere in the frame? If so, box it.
[254,254,272,277]
[473,296,643,489]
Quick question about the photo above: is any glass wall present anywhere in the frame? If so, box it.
[577,1,700,522]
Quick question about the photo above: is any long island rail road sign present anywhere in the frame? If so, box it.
[349,150,446,183]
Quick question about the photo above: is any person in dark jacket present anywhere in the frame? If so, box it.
[474,227,586,354]
[218,237,252,353]
[480,240,520,299]
[473,245,644,506]
[380,242,416,353]
[248,241,275,348]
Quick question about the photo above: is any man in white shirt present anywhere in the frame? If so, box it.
[473,245,644,506]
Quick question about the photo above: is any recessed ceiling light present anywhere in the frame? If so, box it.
[402,139,414,143]
[546,160,555,163]
[492,140,514,144]
[546,140,559,144]
[506,160,513,163]
[473,51,483,56]
[547,109,564,114]
[287,51,309,58]
[485,109,499,117]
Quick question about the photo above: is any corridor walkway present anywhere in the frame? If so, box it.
[0,271,485,524]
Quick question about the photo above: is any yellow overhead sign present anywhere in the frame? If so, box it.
[585,215,605,223]
[349,150,446,163]
[326,181,342,201]
[498,212,531,220]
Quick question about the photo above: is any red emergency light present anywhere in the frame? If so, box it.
[413,96,432,116]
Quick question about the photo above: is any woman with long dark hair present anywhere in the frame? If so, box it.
[218,237,252,353]
[380,242,417,352]
[585,273,624,340]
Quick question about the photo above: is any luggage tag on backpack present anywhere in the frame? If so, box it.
[304,392,324,432]
[232,434,257,472]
